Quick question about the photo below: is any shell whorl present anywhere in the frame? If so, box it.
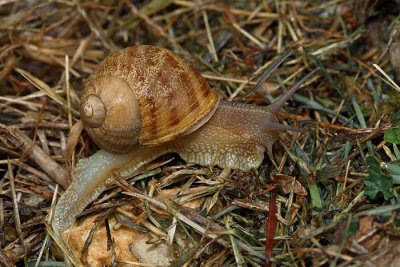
[81,95,105,128]
[83,45,220,149]
[80,76,141,153]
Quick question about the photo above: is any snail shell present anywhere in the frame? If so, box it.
[80,45,220,153]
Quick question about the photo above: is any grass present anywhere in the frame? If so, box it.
[1,0,400,266]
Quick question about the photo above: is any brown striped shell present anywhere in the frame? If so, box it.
[80,45,220,153]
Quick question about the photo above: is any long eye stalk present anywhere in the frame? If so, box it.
[268,68,318,112]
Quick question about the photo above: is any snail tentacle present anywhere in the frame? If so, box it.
[263,122,306,133]
[267,68,318,112]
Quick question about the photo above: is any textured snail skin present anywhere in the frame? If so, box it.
[53,146,171,232]
[174,101,279,169]
[53,46,313,232]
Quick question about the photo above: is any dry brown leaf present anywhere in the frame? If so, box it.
[334,216,384,255]
[63,213,195,267]
[271,174,308,196]
[365,240,400,267]
[63,215,140,267]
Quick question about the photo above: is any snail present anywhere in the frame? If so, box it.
[53,45,315,232]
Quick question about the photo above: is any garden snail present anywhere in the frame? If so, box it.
[53,45,315,232]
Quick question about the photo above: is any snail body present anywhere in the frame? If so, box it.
[53,45,312,232]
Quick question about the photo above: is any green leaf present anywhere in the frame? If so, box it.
[383,161,400,184]
[384,121,400,144]
[364,156,393,200]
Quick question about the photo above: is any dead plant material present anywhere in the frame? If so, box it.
[1,0,400,266]
[1,124,69,188]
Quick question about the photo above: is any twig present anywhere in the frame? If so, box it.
[265,186,277,267]
[1,124,69,189]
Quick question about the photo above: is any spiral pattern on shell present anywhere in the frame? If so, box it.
[80,45,220,152]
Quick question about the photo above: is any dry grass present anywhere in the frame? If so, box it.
[1,0,400,266]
